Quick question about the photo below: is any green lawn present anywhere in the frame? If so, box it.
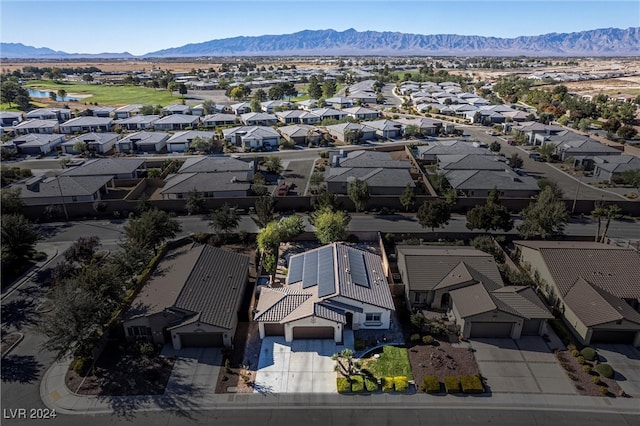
[362,346,413,380]
[24,81,178,107]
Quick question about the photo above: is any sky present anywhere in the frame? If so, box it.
[1,0,638,55]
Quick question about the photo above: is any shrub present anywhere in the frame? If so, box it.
[422,335,434,345]
[460,375,484,394]
[570,349,580,357]
[337,377,351,393]
[577,356,585,365]
[364,376,378,392]
[444,376,461,394]
[567,344,577,352]
[137,341,156,358]
[580,347,597,361]
[592,376,601,385]
[595,363,614,379]
[381,377,394,393]
[70,357,91,375]
[351,376,364,393]
[394,376,409,393]
[423,375,441,393]
[599,386,609,395]
[410,333,421,343]
[354,338,365,351]
[583,365,592,374]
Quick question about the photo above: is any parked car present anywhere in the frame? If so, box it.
[507,140,515,145]
[277,183,289,196]
[528,152,544,162]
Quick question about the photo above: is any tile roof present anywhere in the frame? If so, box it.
[491,287,553,320]
[444,169,539,192]
[61,158,145,177]
[60,117,113,126]
[167,130,215,143]
[325,167,414,188]
[161,172,251,194]
[564,278,640,327]
[449,283,497,318]
[178,157,254,174]
[15,175,113,203]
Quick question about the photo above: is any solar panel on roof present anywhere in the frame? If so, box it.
[317,246,336,297]
[302,250,319,288]
[348,249,369,288]
[288,255,304,284]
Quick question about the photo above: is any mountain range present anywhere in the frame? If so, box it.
[2,27,639,58]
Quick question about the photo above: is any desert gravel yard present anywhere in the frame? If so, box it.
[593,344,640,397]
[471,337,577,395]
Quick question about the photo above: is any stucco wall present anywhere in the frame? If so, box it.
[170,321,234,349]
[284,315,342,343]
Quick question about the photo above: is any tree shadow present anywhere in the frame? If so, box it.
[1,354,42,383]
[1,298,38,331]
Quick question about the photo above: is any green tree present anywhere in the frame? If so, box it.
[403,124,420,139]
[313,208,350,244]
[82,73,94,82]
[538,144,556,162]
[250,96,262,114]
[57,89,67,101]
[592,203,622,243]
[278,215,305,239]
[344,128,363,145]
[178,83,188,97]
[257,221,281,255]
[0,80,24,107]
[209,203,240,240]
[1,214,41,267]
[620,169,640,190]
[518,186,569,239]
[399,183,416,212]
[253,88,267,102]
[489,141,501,152]
[251,172,268,196]
[253,195,275,228]
[1,187,25,215]
[309,171,325,188]
[465,189,513,232]
[348,178,370,212]
[537,178,564,199]
[185,189,207,215]
[63,236,101,265]
[308,75,323,99]
[311,186,340,212]
[322,80,337,98]
[263,156,283,175]
[123,208,181,250]
[73,140,87,154]
[332,348,359,378]
[417,200,451,232]
[617,125,638,139]
[507,153,523,169]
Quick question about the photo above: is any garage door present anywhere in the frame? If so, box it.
[522,319,542,335]
[591,330,636,344]
[180,332,223,347]
[293,326,334,339]
[470,322,513,338]
[264,323,285,336]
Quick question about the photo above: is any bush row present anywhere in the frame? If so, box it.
[337,375,411,393]
[422,375,484,394]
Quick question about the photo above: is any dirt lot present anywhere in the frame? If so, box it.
[555,349,625,398]
[408,337,480,384]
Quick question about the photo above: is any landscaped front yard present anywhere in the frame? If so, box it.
[361,345,413,380]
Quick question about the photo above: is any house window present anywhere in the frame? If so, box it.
[365,313,381,322]
[127,326,150,337]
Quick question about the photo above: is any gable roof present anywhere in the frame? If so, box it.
[161,172,251,194]
[564,278,640,327]
[444,169,539,192]
[329,150,411,169]
[13,175,112,202]
[61,158,145,177]
[325,167,414,188]
[513,241,640,298]
[119,131,170,145]
[166,130,215,143]
[178,156,254,174]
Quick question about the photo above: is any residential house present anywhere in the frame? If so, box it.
[61,132,119,154]
[240,112,278,127]
[556,139,623,162]
[514,241,640,346]
[115,115,160,131]
[12,133,65,155]
[59,117,114,134]
[117,131,170,153]
[25,108,72,123]
[325,122,376,143]
[437,154,508,171]
[325,167,414,196]
[0,112,23,127]
[230,102,252,115]
[396,245,552,339]
[348,90,377,104]
[122,244,250,349]
[222,126,280,150]
[415,141,491,163]
[593,155,640,181]
[190,104,205,117]
[160,171,251,199]
[114,104,145,119]
[366,120,404,139]
[152,114,200,131]
[396,117,443,137]
[166,130,215,153]
[324,97,354,109]
[12,174,113,205]
[86,106,115,118]
[202,113,237,128]
[177,156,255,179]
[341,106,380,121]
[261,100,292,113]
[255,243,395,343]
[162,104,192,115]
[14,119,58,135]
[310,107,347,122]
[275,110,321,125]
[278,124,322,145]
[61,158,146,179]
[444,168,539,198]
[296,99,318,110]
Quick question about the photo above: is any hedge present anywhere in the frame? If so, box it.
[423,375,441,393]
[422,335,434,345]
[365,376,379,392]
[580,347,598,361]
[351,376,364,393]
[410,333,421,343]
[337,377,351,393]
[382,377,394,393]
[394,376,409,393]
[595,363,614,379]
[444,376,461,394]
[460,375,484,394]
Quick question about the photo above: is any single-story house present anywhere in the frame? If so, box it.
[25,108,72,123]
[593,155,640,181]
[556,139,623,162]
[348,90,378,104]
[325,167,415,196]
[325,122,376,143]
[254,243,395,343]
[162,104,191,115]
[310,107,347,121]
[122,244,250,349]
[0,112,23,127]
[12,133,65,155]
[152,114,200,131]
[230,102,252,115]
[341,107,380,120]
[115,114,160,131]
[114,104,145,119]
[202,113,237,128]
[14,119,58,135]
[13,174,113,205]
[324,97,354,109]
[165,130,215,153]
[261,100,292,113]
[85,106,115,118]
[160,171,251,199]
[177,156,255,179]
[296,99,318,110]
[61,132,119,154]
[61,157,146,179]
[59,116,115,134]
[514,240,640,347]
[116,131,170,153]
[365,120,404,139]
[438,154,508,171]
[222,126,280,149]
[415,141,491,163]
[275,110,321,125]
[444,169,540,198]
[277,124,323,145]
[240,112,278,127]
[396,117,443,136]
[329,149,413,170]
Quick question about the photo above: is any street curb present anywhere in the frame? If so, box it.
[1,332,24,359]
[0,248,59,301]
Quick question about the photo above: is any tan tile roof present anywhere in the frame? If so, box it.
[491,287,553,320]
[449,283,497,318]
[564,278,640,327]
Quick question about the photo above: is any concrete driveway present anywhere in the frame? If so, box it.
[163,347,222,398]
[593,344,640,397]
[471,337,576,395]
[254,337,337,394]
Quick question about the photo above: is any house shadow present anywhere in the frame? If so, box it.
[1,354,42,384]
[374,214,415,222]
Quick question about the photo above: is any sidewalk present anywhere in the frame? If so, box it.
[40,355,640,416]
[1,243,59,301]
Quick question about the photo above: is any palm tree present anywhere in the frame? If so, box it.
[600,204,622,243]
[591,203,606,242]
